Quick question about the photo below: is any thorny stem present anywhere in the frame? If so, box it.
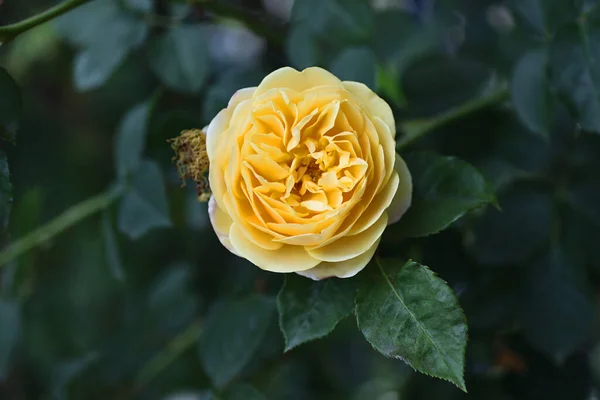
[0,186,123,267]
[0,0,93,43]
[396,87,511,150]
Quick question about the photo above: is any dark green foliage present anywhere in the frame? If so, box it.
[356,260,467,391]
[1,0,600,398]
[277,274,355,351]
[0,68,21,143]
[198,295,275,388]
[389,152,496,238]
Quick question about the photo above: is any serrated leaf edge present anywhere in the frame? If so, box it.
[276,276,353,352]
[355,259,468,392]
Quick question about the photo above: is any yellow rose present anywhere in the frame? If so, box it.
[206,67,412,280]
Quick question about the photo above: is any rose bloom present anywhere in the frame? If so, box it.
[206,67,412,280]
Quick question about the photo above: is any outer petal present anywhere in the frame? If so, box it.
[387,153,413,225]
[254,67,342,96]
[349,171,399,235]
[229,223,320,272]
[297,238,379,281]
[205,87,255,160]
[206,109,230,161]
[228,87,256,108]
[343,81,395,137]
[208,196,237,255]
[307,213,388,262]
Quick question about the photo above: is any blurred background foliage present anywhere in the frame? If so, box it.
[1,0,600,399]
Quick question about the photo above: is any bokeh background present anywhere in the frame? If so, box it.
[2,0,600,399]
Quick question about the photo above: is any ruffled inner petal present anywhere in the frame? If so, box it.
[209,71,405,262]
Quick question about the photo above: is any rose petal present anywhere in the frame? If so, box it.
[206,88,255,160]
[297,238,379,280]
[229,223,320,272]
[228,87,256,108]
[343,81,395,137]
[254,67,342,97]
[208,196,237,255]
[349,171,399,235]
[307,213,388,262]
[387,153,413,225]
[206,109,230,161]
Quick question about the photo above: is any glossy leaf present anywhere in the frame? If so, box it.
[117,160,172,239]
[356,259,467,392]
[114,103,149,179]
[198,295,275,388]
[511,48,555,137]
[277,275,355,351]
[0,300,19,379]
[550,12,600,133]
[0,68,22,143]
[148,25,209,93]
[330,47,377,90]
[390,152,496,238]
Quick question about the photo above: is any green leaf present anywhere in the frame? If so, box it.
[330,47,376,90]
[0,67,22,143]
[550,12,600,133]
[286,26,320,70]
[223,384,267,400]
[390,152,496,238]
[148,25,210,93]
[114,103,149,179]
[201,68,264,123]
[371,10,439,108]
[356,259,467,392]
[466,188,554,265]
[101,212,125,281]
[402,55,494,118]
[511,48,555,137]
[198,295,275,388]
[0,151,12,233]
[56,0,148,90]
[510,0,579,35]
[147,264,197,330]
[0,299,20,379]
[49,353,99,400]
[376,64,406,108]
[117,160,172,239]
[73,43,130,91]
[277,275,355,352]
[290,0,372,46]
[55,0,121,47]
[520,249,595,359]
